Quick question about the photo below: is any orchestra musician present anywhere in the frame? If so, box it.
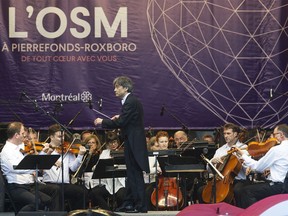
[88,131,126,210]
[94,76,149,213]
[0,122,60,212]
[27,127,39,143]
[173,131,188,148]
[197,123,249,205]
[41,124,87,211]
[202,134,214,144]
[80,130,93,143]
[144,131,165,210]
[77,134,102,207]
[234,124,288,208]
[150,130,185,210]
[80,134,102,188]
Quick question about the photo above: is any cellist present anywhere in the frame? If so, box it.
[149,131,184,210]
[198,123,250,206]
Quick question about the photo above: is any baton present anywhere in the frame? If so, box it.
[91,108,111,119]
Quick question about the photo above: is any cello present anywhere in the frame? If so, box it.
[151,175,184,210]
[201,150,242,203]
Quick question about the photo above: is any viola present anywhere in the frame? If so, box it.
[151,176,184,210]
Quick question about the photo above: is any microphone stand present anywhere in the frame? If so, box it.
[161,105,188,130]
[1,99,23,122]
[67,104,86,127]
[22,92,73,211]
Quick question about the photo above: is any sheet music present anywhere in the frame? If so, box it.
[201,155,224,179]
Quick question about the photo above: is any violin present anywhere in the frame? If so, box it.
[20,141,46,155]
[247,137,278,159]
[56,141,84,155]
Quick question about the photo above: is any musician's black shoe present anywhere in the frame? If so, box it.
[125,208,139,213]
[135,206,148,213]
[125,207,147,213]
[115,204,134,212]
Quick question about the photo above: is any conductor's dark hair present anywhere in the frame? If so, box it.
[113,76,134,93]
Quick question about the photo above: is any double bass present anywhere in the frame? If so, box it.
[201,150,242,203]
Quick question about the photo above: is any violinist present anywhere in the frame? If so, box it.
[197,123,249,206]
[87,131,126,210]
[234,124,288,208]
[0,122,60,211]
[41,124,87,211]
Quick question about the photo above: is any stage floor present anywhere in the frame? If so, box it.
[117,211,180,216]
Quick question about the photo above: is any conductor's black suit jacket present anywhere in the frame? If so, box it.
[102,94,149,173]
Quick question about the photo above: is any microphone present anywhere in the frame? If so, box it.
[270,88,273,98]
[85,144,90,150]
[88,100,93,109]
[53,99,63,115]
[34,100,39,112]
[85,144,90,153]
[19,91,26,101]
[98,98,103,110]
[160,106,165,116]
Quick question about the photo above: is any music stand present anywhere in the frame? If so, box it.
[147,150,181,211]
[156,155,184,210]
[92,158,126,210]
[180,142,217,163]
[15,155,60,210]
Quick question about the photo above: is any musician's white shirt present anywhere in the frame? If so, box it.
[144,156,162,184]
[85,149,125,194]
[42,150,83,183]
[1,141,34,184]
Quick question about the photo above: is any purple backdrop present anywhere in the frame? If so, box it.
[0,1,287,130]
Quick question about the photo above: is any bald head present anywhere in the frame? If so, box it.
[174,131,188,148]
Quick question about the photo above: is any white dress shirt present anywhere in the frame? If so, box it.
[242,140,288,183]
[1,141,34,184]
[42,150,83,183]
[85,149,125,193]
[210,141,247,180]
[98,149,125,194]
[144,156,161,184]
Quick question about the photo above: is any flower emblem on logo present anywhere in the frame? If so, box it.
[81,91,92,102]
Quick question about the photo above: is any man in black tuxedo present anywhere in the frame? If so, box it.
[94,76,149,213]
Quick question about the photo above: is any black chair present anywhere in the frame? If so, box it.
[0,170,19,213]
[282,171,288,193]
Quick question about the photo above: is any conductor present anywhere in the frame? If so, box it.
[94,76,149,213]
